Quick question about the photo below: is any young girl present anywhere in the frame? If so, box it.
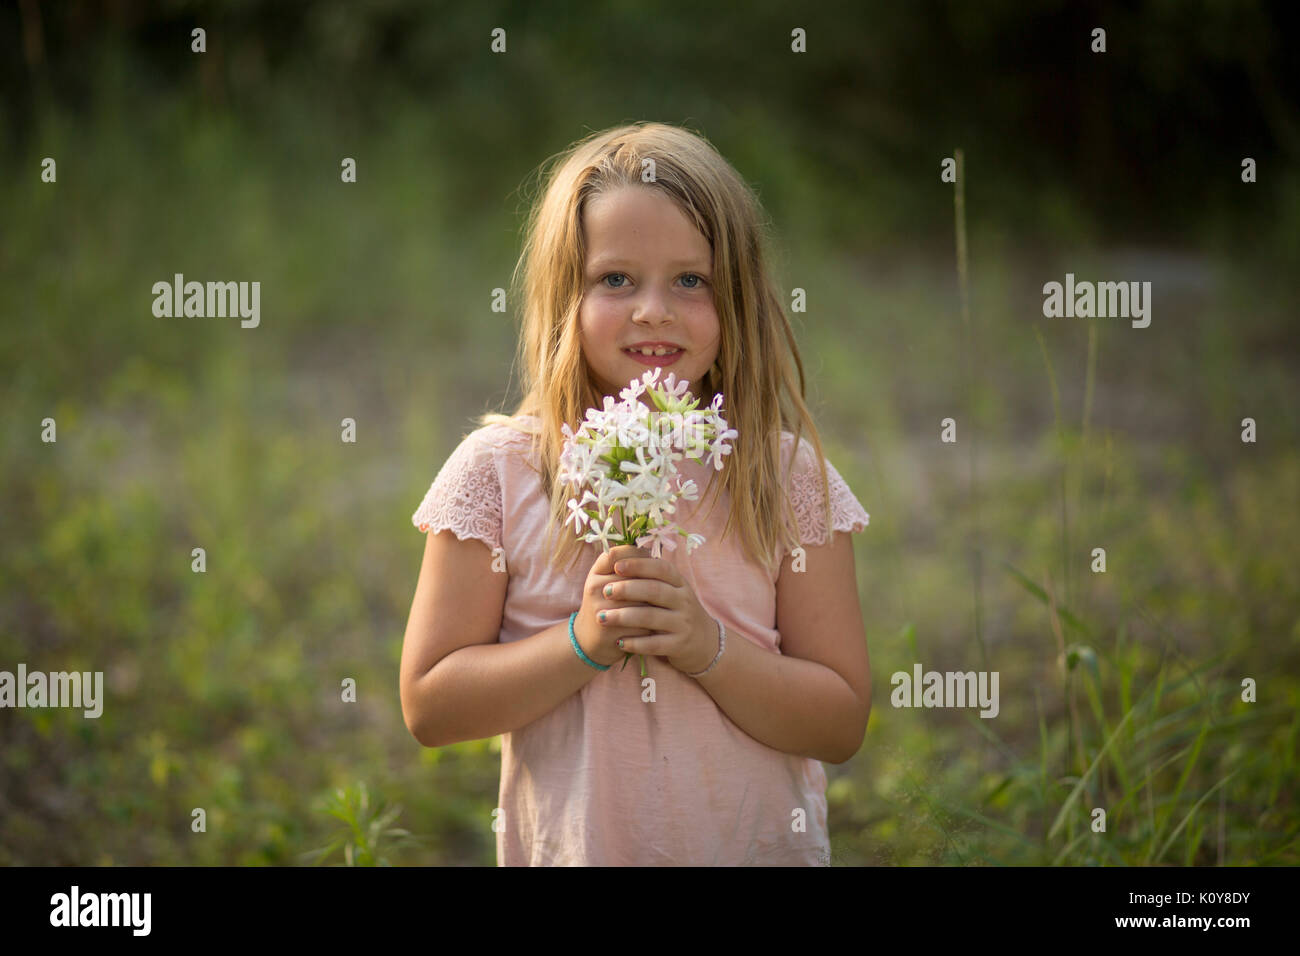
[401,121,871,866]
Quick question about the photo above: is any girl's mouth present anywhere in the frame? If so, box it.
[624,347,683,368]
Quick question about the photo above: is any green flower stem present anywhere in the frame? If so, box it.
[612,506,646,676]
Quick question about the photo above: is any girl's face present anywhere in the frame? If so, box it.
[578,185,721,407]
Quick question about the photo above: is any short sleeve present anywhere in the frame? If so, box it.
[785,435,869,549]
[411,429,503,553]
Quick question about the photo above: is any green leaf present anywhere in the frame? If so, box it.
[1152,768,1241,864]
[1144,717,1211,863]
[1050,829,1091,866]
[1048,703,1137,841]
[900,621,918,660]
[1003,562,1092,636]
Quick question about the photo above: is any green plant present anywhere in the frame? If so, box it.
[302,782,421,866]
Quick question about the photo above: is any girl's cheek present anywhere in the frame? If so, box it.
[590,305,624,334]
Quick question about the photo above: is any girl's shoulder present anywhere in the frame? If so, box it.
[777,429,817,471]
[775,428,870,541]
[457,415,545,479]
[468,414,541,451]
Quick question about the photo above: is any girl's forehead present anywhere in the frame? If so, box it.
[582,190,711,256]
[585,185,695,224]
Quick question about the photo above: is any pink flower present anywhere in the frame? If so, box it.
[635,523,679,560]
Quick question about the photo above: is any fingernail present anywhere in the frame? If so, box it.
[603,584,613,597]
[614,563,624,574]
[599,611,606,622]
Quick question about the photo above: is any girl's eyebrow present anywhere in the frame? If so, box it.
[588,256,711,271]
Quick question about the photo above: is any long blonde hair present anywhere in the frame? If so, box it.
[477,121,835,575]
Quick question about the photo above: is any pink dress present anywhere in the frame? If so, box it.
[411,414,870,865]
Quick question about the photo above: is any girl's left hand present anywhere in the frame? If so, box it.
[597,555,718,675]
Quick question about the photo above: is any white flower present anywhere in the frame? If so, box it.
[622,470,669,511]
[559,440,601,486]
[618,444,664,480]
[709,426,738,471]
[583,513,621,551]
[591,475,626,514]
[619,376,647,405]
[659,372,692,402]
[564,494,595,534]
[560,371,732,561]
[616,415,650,446]
[584,397,618,427]
[637,485,677,524]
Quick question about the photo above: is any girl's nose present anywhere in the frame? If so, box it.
[632,290,674,325]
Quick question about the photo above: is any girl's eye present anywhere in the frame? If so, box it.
[600,272,708,289]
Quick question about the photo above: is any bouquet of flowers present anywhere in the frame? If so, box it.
[559,367,737,675]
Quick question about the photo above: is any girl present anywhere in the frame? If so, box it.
[401,121,871,866]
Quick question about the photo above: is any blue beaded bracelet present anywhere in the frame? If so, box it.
[569,611,609,671]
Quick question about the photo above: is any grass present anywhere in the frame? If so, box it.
[1,93,1296,866]
[818,150,1298,865]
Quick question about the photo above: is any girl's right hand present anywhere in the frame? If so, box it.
[574,544,653,668]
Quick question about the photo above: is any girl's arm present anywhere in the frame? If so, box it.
[695,530,871,764]
[400,529,605,748]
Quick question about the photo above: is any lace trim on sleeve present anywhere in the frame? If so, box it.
[786,438,870,549]
[411,429,503,553]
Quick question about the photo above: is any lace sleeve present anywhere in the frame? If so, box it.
[411,429,503,553]
[785,437,870,550]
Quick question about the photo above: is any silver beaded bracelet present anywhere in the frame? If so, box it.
[688,617,726,678]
